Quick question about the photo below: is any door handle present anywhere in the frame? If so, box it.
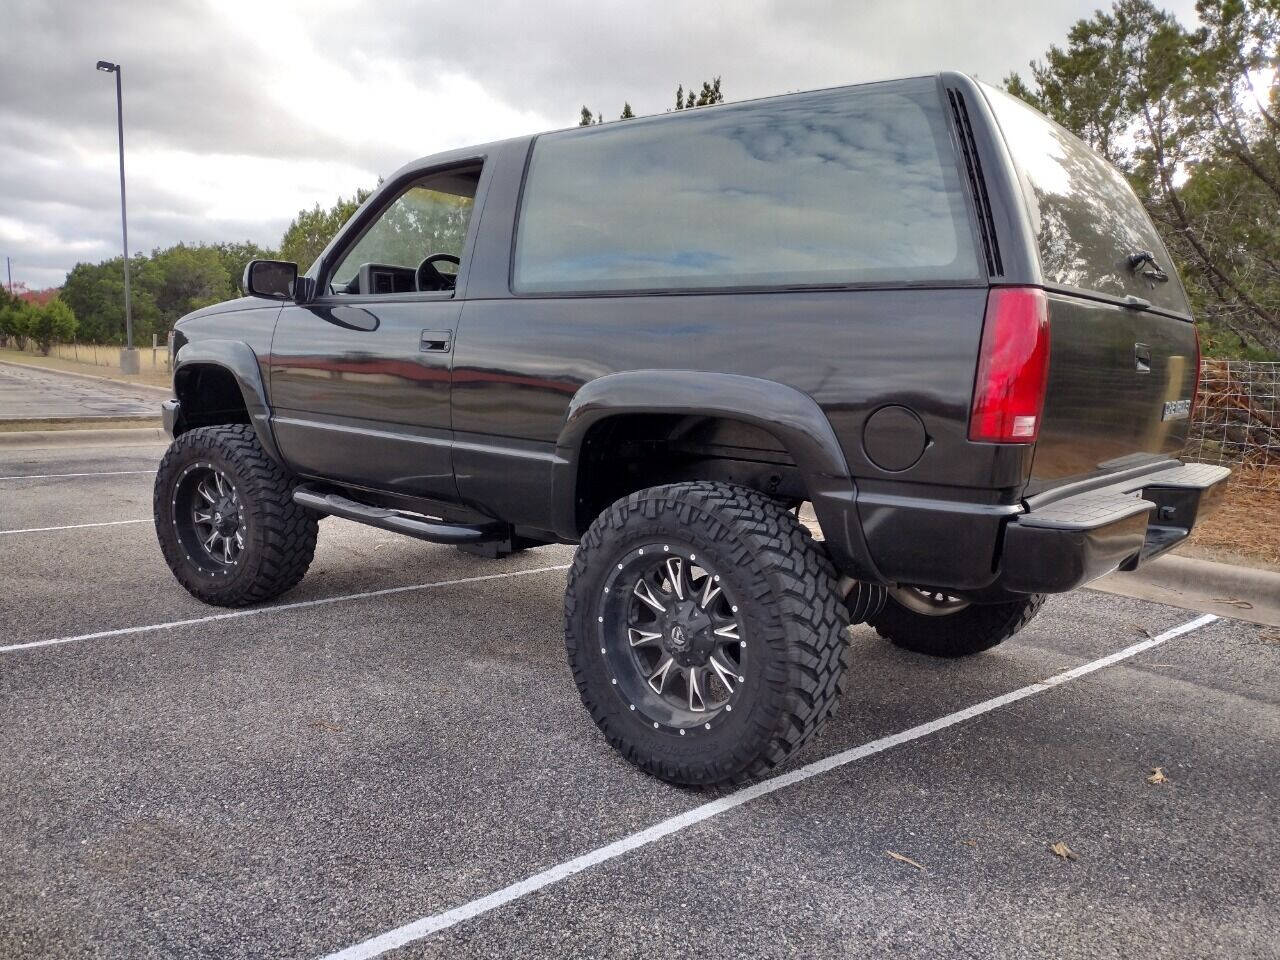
[420,330,452,353]
[1134,342,1151,373]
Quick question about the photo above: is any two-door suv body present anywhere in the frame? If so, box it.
[156,72,1228,786]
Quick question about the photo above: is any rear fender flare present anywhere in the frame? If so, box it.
[551,371,869,570]
[172,339,283,465]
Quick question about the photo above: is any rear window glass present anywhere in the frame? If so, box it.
[513,79,981,293]
[980,83,1189,314]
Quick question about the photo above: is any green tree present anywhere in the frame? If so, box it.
[579,105,595,126]
[150,244,234,334]
[28,297,77,355]
[60,256,161,345]
[278,189,372,273]
[620,102,635,119]
[0,295,32,350]
[674,77,723,110]
[210,241,277,294]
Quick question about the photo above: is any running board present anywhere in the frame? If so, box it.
[292,486,503,544]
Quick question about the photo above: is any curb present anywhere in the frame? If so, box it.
[1091,552,1280,628]
[0,426,168,448]
[0,358,172,396]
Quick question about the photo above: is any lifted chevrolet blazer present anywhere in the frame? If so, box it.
[156,73,1228,786]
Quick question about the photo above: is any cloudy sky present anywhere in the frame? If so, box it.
[1,0,1201,291]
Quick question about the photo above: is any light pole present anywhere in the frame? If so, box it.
[96,59,138,373]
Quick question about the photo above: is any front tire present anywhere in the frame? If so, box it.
[154,424,317,607]
[565,481,850,788]
[870,588,1045,657]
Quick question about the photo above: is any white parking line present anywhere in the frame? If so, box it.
[0,518,153,535]
[0,564,572,653]
[0,469,156,481]
[319,612,1219,960]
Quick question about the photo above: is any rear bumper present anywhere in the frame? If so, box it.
[1001,462,1230,593]
[832,461,1230,597]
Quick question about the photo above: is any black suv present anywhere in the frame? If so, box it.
[155,73,1227,787]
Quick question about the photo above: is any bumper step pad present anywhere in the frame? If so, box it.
[1002,462,1230,594]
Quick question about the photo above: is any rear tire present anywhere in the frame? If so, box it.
[870,589,1045,657]
[154,424,317,607]
[565,481,849,788]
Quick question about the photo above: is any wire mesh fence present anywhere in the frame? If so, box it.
[1183,359,1280,491]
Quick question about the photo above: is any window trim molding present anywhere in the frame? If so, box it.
[315,157,488,301]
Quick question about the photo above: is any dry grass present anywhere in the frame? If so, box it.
[1181,468,1280,571]
[0,347,172,389]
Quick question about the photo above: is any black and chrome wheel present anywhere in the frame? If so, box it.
[154,424,318,607]
[601,545,746,733]
[870,586,1045,657]
[565,481,850,787]
[172,462,245,572]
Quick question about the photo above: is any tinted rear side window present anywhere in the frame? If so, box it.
[513,78,980,293]
[979,82,1190,315]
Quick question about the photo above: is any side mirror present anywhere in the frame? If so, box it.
[243,260,298,300]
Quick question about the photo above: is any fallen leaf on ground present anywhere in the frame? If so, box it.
[1212,596,1254,609]
[1147,767,1170,784]
[1257,630,1280,646]
[959,838,977,847]
[886,851,925,871]
[1049,841,1078,861]
[310,720,343,733]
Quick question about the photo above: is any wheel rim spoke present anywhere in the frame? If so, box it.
[664,557,684,600]
[628,627,662,647]
[708,655,738,694]
[700,576,721,609]
[713,622,739,641]
[647,656,675,693]
[633,578,667,614]
[687,667,706,712]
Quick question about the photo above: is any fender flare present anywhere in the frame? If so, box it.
[550,371,876,575]
[172,339,284,465]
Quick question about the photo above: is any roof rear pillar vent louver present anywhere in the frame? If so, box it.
[947,88,1003,278]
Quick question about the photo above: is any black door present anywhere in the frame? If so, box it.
[268,163,484,502]
[270,296,462,501]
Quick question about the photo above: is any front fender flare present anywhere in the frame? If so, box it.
[172,339,283,466]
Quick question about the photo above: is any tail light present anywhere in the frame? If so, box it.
[968,287,1051,443]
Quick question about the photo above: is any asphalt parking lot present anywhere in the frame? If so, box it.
[2,437,1277,960]
[0,363,161,421]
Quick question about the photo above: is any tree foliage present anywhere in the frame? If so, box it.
[278,189,371,273]
[0,292,34,350]
[581,77,724,126]
[1006,0,1280,357]
[28,297,77,355]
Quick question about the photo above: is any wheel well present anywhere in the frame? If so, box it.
[573,414,806,532]
[173,364,251,433]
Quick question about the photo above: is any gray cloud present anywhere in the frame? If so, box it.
[1,0,1200,291]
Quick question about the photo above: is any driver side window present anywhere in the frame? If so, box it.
[329,164,480,296]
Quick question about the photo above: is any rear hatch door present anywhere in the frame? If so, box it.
[979,83,1199,496]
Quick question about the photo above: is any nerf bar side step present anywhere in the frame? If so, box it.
[293,485,504,544]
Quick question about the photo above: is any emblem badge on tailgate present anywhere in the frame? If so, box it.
[1161,399,1191,421]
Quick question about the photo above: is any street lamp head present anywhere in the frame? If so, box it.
[96,60,118,73]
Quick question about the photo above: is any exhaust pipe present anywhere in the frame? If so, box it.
[837,575,887,624]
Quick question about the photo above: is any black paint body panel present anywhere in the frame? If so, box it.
[164,73,1221,598]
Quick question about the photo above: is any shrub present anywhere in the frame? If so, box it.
[29,298,77,355]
